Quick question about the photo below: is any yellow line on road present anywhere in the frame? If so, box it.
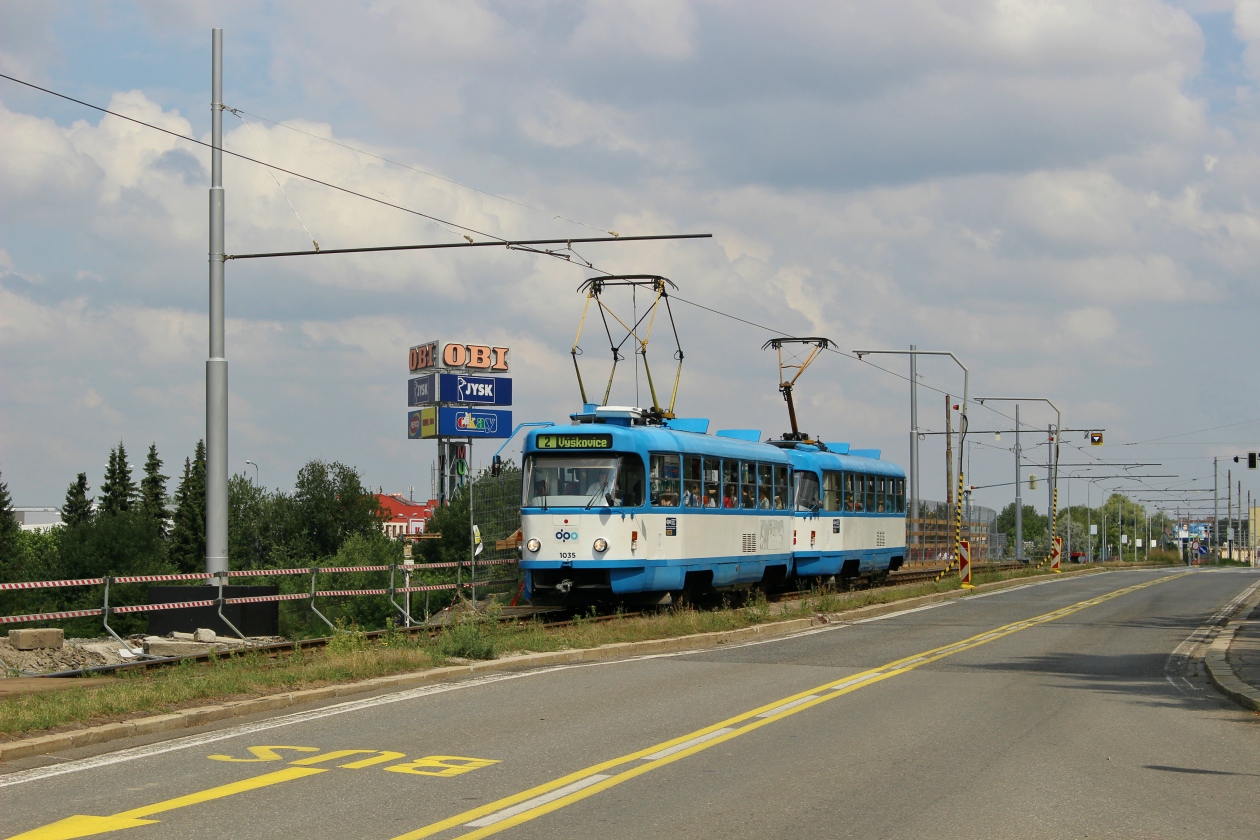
[394,571,1190,840]
[8,767,326,840]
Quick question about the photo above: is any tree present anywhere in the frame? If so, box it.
[290,460,381,561]
[0,467,18,562]
[99,443,138,515]
[994,502,1048,558]
[62,473,94,527]
[169,441,207,573]
[140,443,169,535]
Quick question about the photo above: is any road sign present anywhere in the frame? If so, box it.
[409,374,514,407]
[959,539,972,588]
[1197,544,1209,556]
[1089,432,1103,446]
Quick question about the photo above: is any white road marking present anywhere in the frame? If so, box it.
[1163,577,1260,696]
[755,696,819,717]
[464,775,613,827]
[640,728,736,760]
[828,673,882,692]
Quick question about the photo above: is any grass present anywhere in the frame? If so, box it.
[0,563,1101,739]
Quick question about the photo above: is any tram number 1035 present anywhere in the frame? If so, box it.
[410,341,510,373]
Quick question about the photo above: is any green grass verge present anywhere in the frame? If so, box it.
[0,563,1109,739]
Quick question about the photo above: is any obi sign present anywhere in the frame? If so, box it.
[409,341,509,374]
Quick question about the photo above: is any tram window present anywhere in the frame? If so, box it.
[613,457,645,506]
[722,460,739,509]
[843,473,855,511]
[683,456,702,507]
[896,478,905,513]
[774,465,790,510]
[795,471,820,511]
[822,471,841,512]
[865,475,876,513]
[757,463,773,509]
[650,454,680,507]
[876,476,886,513]
[702,458,721,508]
[740,461,757,509]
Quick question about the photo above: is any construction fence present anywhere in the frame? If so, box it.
[907,499,999,565]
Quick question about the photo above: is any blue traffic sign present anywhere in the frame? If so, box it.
[1197,544,1209,556]
[408,373,512,407]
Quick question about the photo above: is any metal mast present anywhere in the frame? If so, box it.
[206,29,229,579]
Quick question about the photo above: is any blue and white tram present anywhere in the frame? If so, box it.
[518,407,906,604]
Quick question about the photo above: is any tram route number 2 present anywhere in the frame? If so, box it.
[208,745,499,777]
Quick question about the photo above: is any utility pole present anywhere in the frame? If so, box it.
[206,29,229,580]
[1047,423,1053,552]
[1213,457,1219,559]
[1014,403,1023,562]
[909,345,919,561]
[945,393,954,515]
[1228,468,1233,561]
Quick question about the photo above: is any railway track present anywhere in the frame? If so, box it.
[28,562,1024,679]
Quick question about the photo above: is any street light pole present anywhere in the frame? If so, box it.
[909,345,919,561]
[245,460,259,485]
[1015,404,1023,561]
[206,29,229,581]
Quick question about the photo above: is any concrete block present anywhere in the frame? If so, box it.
[131,714,189,736]
[143,639,214,657]
[193,628,217,643]
[7,628,64,650]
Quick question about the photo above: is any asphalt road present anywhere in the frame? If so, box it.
[4,568,1259,840]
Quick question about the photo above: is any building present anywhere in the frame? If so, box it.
[374,494,438,539]
[14,507,63,533]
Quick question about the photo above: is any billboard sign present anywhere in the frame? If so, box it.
[407,407,438,440]
[409,340,510,374]
[408,374,513,407]
[436,407,512,438]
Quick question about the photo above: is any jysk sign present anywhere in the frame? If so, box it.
[408,373,513,407]
[436,407,512,438]
[535,433,614,450]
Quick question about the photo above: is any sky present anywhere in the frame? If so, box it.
[2,0,1260,525]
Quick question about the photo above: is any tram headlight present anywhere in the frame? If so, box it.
[526,538,541,553]
[593,538,608,553]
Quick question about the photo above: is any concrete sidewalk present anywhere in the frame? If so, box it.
[1205,585,1260,712]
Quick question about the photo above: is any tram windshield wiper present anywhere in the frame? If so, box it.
[585,479,608,510]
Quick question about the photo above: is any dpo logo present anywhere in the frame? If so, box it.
[454,412,499,434]
[456,377,495,403]
[555,529,579,543]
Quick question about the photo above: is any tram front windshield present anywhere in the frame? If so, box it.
[523,454,644,508]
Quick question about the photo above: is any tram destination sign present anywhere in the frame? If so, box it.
[535,433,614,450]
[408,373,513,407]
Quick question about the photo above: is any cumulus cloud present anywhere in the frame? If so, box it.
[4,0,1260,509]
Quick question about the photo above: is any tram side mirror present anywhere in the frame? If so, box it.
[605,491,615,507]
[491,455,502,477]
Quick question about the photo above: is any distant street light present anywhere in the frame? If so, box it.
[245,460,259,485]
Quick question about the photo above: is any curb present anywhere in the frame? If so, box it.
[1203,586,1260,713]
[0,565,1106,763]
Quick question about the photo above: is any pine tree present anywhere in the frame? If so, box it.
[140,443,169,534]
[99,443,138,515]
[0,467,18,559]
[169,441,207,573]
[63,473,94,526]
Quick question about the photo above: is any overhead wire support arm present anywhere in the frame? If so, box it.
[225,234,711,260]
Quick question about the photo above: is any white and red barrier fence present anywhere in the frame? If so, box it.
[0,559,520,633]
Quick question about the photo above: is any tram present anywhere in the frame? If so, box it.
[518,405,906,605]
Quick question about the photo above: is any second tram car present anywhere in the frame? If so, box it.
[519,406,906,604]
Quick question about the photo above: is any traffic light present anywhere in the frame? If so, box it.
[1029,474,1038,490]
[1251,452,1258,470]
[1089,432,1103,446]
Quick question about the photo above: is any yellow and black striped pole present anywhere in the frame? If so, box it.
[935,470,966,584]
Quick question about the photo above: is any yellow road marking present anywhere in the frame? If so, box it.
[7,767,325,840]
[393,571,1189,840]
